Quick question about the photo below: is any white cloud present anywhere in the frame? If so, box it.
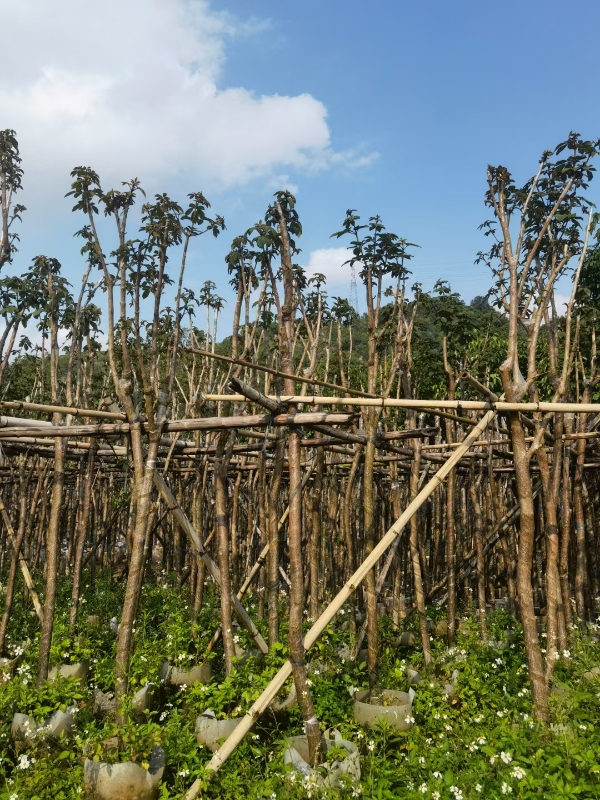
[0,0,374,204]
[302,246,426,308]
[265,174,300,195]
[302,246,354,287]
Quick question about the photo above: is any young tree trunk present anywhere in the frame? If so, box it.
[215,430,236,675]
[288,424,321,764]
[267,436,285,647]
[573,404,589,621]
[469,472,487,639]
[442,343,457,644]
[231,471,242,590]
[0,464,30,653]
[309,446,325,621]
[536,425,562,679]
[342,450,360,641]
[37,436,66,686]
[363,408,380,684]
[410,445,431,664]
[275,197,321,766]
[582,480,599,606]
[509,412,549,720]
[115,431,160,697]
[69,445,96,627]
[191,463,209,627]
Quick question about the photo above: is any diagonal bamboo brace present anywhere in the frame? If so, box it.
[183,406,498,799]
[153,472,268,655]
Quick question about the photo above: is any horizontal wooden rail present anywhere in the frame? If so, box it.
[205,394,600,414]
[0,412,356,440]
[0,400,126,421]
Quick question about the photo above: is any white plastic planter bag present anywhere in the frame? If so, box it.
[353,687,416,730]
[12,705,78,745]
[160,660,210,686]
[83,745,165,800]
[48,660,89,683]
[284,728,360,791]
[195,709,243,752]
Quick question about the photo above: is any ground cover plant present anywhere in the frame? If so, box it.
[2,129,600,799]
[3,582,600,798]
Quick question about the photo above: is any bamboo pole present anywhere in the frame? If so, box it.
[0,436,128,455]
[186,347,377,398]
[0,412,356,440]
[0,415,55,429]
[153,472,269,655]
[203,395,600,414]
[0,400,126,421]
[421,432,597,451]
[183,405,498,799]
[0,500,44,622]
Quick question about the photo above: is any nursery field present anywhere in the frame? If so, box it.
[3,580,600,800]
[2,130,600,800]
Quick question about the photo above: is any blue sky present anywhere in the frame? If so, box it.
[209,0,600,303]
[4,0,600,337]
